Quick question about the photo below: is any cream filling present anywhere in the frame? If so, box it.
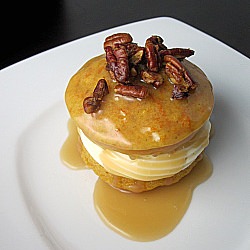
[78,121,211,181]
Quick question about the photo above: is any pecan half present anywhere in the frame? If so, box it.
[164,55,196,87]
[165,55,185,83]
[171,84,189,100]
[145,37,161,72]
[93,78,109,100]
[103,33,197,101]
[160,48,194,60]
[83,79,109,114]
[83,97,101,114]
[104,33,135,83]
[164,55,197,99]
[104,33,132,49]
[147,35,168,51]
[141,70,164,88]
[144,35,168,72]
[129,46,144,66]
[113,45,130,83]
[114,83,148,99]
[105,45,130,83]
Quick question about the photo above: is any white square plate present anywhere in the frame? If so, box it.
[0,17,249,250]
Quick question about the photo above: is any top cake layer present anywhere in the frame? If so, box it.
[65,54,213,154]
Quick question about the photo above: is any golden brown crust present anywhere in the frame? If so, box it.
[80,138,203,193]
[66,54,214,154]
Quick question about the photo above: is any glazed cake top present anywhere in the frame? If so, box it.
[65,54,214,154]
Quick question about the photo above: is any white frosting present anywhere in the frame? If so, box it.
[78,121,211,181]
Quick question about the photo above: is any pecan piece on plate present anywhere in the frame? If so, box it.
[114,83,148,99]
[83,79,109,113]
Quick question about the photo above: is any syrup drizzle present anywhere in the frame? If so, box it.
[60,119,86,169]
[93,156,212,241]
[60,119,213,241]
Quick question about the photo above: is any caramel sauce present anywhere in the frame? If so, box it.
[60,120,213,241]
[60,119,86,169]
[65,55,214,153]
[94,156,212,241]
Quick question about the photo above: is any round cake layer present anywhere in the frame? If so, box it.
[65,54,214,153]
[78,120,211,181]
[79,137,204,193]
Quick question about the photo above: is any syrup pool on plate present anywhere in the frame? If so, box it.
[60,119,213,241]
[93,155,212,241]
